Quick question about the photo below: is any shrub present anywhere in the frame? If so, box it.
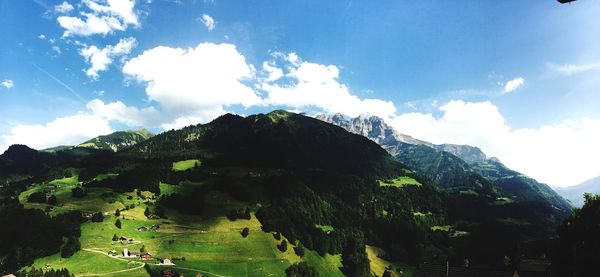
[241,227,250,238]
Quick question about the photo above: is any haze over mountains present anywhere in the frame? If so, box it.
[556,176,600,207]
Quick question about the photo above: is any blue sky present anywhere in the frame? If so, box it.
[1,0,600,187]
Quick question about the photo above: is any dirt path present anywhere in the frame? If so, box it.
[80,248,230,277]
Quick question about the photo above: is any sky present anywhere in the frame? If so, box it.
[1,0,600,188]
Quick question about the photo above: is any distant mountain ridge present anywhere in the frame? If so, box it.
[316,113,572,218]
[557,176,600,207]
[77,129,154,152]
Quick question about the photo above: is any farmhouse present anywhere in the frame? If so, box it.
[137,226,148,231]
[141,252,153,260]
[160,258,175,266]
[108,250,118,256]
[151,224,160,231]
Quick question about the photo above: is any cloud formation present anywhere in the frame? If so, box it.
[57,0,139,37]
[260,52,398,119]
[504,77,524,93]
[55,1,74,14]
[80,37,137,79]
[1,114,113,151]
[547,61,600,76]
[123,42,261,127]
[1,79,14,89]
[200,14,215,31]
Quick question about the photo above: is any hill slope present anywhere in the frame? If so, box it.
[78,129,154,152]
[316,113,572,234]
[2,111,445,276]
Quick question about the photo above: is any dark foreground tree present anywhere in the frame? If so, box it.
[553,193,600,277]
[285,262,319,277]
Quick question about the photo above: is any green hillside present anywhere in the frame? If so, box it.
[78,129,154,152]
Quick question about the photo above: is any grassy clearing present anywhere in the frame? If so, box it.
[492,197,515,206]
[412,211,432,218]
[172,159,200,171]
[430,225,451,232]
[26,180,344,277]
[379,177,421,188]
[315,224,334,232]
[366,245,412,277]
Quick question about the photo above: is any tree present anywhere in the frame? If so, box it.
[144,207,151,217]
[91,212,104,222]
[47,195,57,205]
[241,227,250,238]
[278,239,288,252]
[27,191,47,203]
[112,234,118,241]
[60,236,80,258]
[294,245,305,257]
[115,209,120,216]
[115,219,122,229]
[285,262,319,277]
[140,245,146,253]
[553,193,600,276]
[71,186,87,198]
[382,270,392,277]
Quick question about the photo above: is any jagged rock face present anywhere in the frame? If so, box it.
[434,144,487,164]
[315,113,429,147]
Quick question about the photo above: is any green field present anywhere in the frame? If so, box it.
[379,177,422,188]
[315,224,334,232]
[366,245,413,277]
[20,172,345,277]
[172,159,201,171]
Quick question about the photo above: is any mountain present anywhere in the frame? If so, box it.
[316,113,572,231]
[433,144,487,164]
[0,110,578,276]
[1,110,448,276]
[77,129,154,152]
[556,176,600,207]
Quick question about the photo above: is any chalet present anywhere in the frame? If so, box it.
[119,236,129,241]
[150,224,160,231]
[137,226,148,231]
[160,258,175,265]
[141,252,153,260]
[122,248,134,258]
[108,250,118,256]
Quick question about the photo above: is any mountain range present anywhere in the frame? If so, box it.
[0,110,577,276]
[316,113,572,222]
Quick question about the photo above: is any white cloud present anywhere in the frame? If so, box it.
[123,42,261,123]
[1,114,113,152]
[2,79,14,89]
[38,34,46,39]
[260,52,397,119]
[57,0,139,37]
[55,1,74,13]
[547,61,600,76]
[200,14,215,31]
[52,46,62,54]
[80,37,137,79]
[87,99,160,126]
[503,77,524,93]
[389,100,600,187]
